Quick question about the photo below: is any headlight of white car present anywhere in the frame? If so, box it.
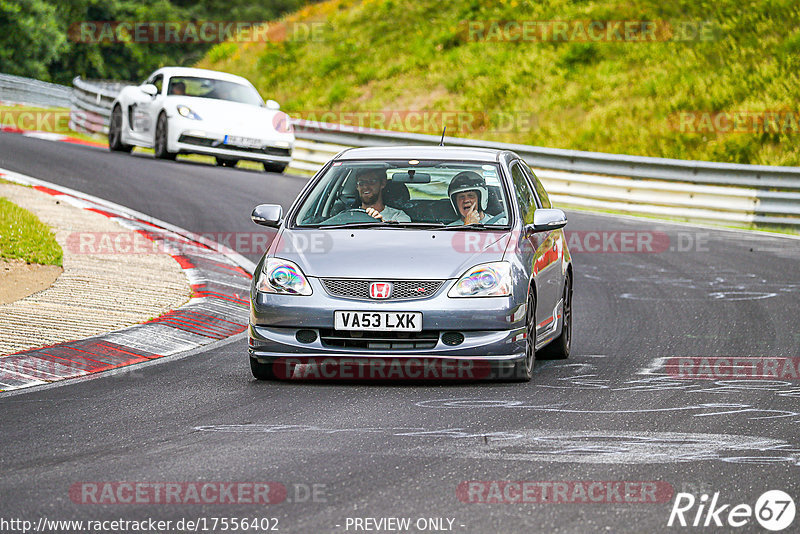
[176,105,202,120]
[448,261,512,298]
[257,258,312,295]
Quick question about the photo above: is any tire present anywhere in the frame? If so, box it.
[250,357,277,381]
[504,291,536,382]
[154,112,176,160]
[263,162,287,174]
[215,158,239,167]
[537,272,572,360]
[108,106,133,153]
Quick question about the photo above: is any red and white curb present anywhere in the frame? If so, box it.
[0,168,256,392]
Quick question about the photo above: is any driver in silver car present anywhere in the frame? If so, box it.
[447,171,507,225]
[356,168,411,222]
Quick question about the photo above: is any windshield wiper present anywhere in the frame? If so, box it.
[439,223,496,231]
[316,221,392,229]
[387,222,448,229]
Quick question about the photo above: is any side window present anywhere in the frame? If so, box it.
[510,162,536,224]
[521,163,551,209]
[151,75,163,95]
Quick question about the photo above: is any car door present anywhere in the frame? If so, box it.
[138,74,165,145]
[126,74,162,145]
[520,161,564,331]
[509,161,553,334]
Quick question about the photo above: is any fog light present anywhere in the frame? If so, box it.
[295,329,317,344]
[441,332,464,346]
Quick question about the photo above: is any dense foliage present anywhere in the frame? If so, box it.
[199,0,800,165]
[0,0,312,84]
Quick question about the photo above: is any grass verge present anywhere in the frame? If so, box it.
[0,197,63,265]
[199,0,800,166]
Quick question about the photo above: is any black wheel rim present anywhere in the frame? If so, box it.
[525,294,535,374]
[110,109,120,145]
[156,116,166,153]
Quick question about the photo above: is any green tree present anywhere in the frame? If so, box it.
[1,0,317,83]
[0,0,66,80]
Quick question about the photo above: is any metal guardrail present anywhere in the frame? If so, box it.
[70,77,135,134]
[0,73,71,108]
[58,76,800,228]
[290,123,800,227]
[292,122,800,191]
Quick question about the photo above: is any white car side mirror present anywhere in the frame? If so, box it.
[265,100,280,110]
[140,84,158,97]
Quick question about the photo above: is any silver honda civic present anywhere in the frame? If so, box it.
[249,146,572,381]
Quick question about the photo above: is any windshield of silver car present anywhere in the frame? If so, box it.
[293,160,511,228]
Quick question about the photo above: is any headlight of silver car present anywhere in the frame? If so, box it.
[448,261,512,298]
[176,105,202,120]
[257,257,312,295]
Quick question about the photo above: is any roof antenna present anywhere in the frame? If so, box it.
[439,126,446,146]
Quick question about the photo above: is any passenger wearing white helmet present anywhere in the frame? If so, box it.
[447,171,507,226]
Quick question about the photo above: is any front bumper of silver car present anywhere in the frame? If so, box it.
[249,276,528,374]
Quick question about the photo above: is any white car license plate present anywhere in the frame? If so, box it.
[224,135,262,149]
[334,311,422,332]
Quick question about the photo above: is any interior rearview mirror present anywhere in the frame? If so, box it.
[391,171,431,183]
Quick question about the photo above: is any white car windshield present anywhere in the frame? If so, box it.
[294,160,510,228]
[166,76,263,106]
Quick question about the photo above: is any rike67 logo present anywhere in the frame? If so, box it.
[668,490,795,531]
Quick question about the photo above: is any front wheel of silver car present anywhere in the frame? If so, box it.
[538,272,572,360]
[505,292,535,382]
[250,358,277,381]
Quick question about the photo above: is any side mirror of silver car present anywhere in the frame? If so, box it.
[529,208,568,233]
[251,204,283,228]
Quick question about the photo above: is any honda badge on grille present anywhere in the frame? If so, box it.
[369,282,393,299]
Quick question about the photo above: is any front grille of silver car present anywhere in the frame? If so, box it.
[321,279,444,301]
[319,329,440,350]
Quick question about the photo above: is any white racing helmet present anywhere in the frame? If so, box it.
[448,171,488,213]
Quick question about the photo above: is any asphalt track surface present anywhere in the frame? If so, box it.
[1,131,799,533]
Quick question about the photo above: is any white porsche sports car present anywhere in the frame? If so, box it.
[108,67,294,173]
